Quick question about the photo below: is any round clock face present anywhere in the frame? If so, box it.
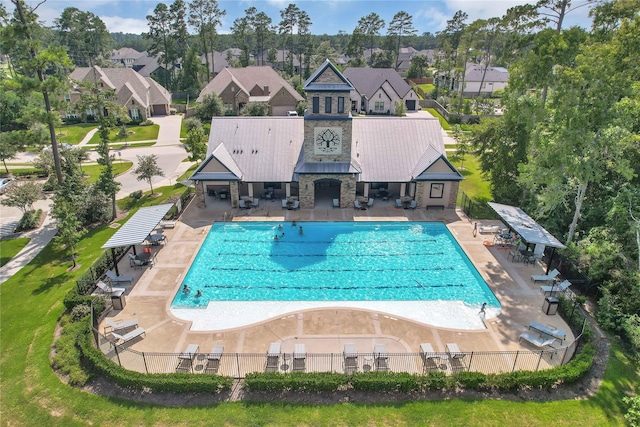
[314,127,342,154]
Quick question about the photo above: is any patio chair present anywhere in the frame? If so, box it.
[344,343,358,374]
[291,200,300,210]
[106,270,133,285]
[176,343,199,372]
[446,343,467,372]
[205,345,224,373]
[96,280,126,294]
[531,268,560,283]
[253,198,260,208]
[395,199,402,208]
[128,253,149,269]
[292,343,306,372]
[373,344,389,371]
[519,331,557,349]
[420,343,439,372]
[265,342,281,372]
[367,198,374,208]
[408,200,417,209]
[111,327,145,345]
[104,318,138,334]
[540,279,571,295]
[333,198,340,208]
[239,200,247,209]
[281,199,288,209]
[354,200,362,210]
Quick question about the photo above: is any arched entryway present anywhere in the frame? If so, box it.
[314,178,341,208]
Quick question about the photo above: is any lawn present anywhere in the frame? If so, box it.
[417,83,435,95]
[0,183,637,425]
[87,124,159,144]
[82,161,133,184]
[425,107,451,130]
[452,154,492,202]
[55,124,96,145]
[0,237,30,267]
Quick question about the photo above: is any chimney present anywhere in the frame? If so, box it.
[263,85,269,95]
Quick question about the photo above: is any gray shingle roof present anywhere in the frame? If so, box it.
[343,68,412,98]
[304,59,353,92]
[464,64,509,82]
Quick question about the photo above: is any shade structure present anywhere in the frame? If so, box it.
[101,204,173,249]
[487,202,565,249]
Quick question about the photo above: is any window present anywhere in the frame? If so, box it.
[64,93,71,102]
[86,108,96,117]
[325,97,332,113]
[65,112,78,119]
[430,183,444,199]
[129,109,140,120]
[374,102,384,112]
[338,97,344,113]
[312,96,319,113]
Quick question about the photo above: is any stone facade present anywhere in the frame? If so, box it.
[298,174,356,209]
[303,119,352,163]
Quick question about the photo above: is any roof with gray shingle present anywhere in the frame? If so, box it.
[145,77,172,105]
[464,64,509,83]
[303,59,354,92]
[343,68,412,98]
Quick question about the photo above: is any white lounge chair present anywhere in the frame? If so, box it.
[529,321,567,342]
[176,343,199,372]
[96,280,126,294]
[354,200,362,209]
[374,344,389,371]
[111,327,145,344]
[531,268,560,283]
[104,318,138,334]
[293,343,306,372]
[205,345,224,373]
[420,343,439,372]
[291,200,300,210]
[106,270,133,284]
[478,225,502,234]
[540,279,571,295]
[367,198,374,208]
[519,331,557,349]
[333,198,340,208]
[266,342,281,372]
[344,343,358,374]
[446,343,467,372]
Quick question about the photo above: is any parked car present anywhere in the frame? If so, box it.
[42,143,72,152]
[286,111,299,116]
[0,178,15,194]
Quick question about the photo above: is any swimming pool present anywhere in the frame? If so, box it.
[171,222,500,330]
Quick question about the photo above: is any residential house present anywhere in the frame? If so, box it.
[200,49,252,77]
[342,67,420,114]
[66,66,172,120]
[457,63,509,96]
[196,66,303,116]
[190,60,462,210]
[110,47,146,68]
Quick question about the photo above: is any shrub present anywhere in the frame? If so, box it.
[351,372,419,392]
[140,119,154,126]
[15,209,42,231]
[130,190,143,200]
[52,319,90,386]
[449,114,462,124]
[453,371,487,389]
[624,396,640,426]
[70,304,91,322]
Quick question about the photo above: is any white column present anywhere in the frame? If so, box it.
[248,183,254,198]
[364,183,370,198]
[400,183,407,197]
[286,183,291,197]
[409,182,416,197]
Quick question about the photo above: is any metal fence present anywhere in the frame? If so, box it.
[460,192,499,220]
[94,328,579,379]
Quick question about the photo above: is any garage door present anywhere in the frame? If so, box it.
[153,104,168,116]
[405,100,416,111]
[271,106,291,116]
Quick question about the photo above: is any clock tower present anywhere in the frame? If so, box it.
[296,59,357,208]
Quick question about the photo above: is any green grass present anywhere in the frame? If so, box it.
[82,161,133,184]
[452,155,492,202]
[417,83,435,94]
[55,124,97,145]
[87,124,159,144]
[0,237,30,267]
[425,108,451,130]
[109,141,156,149]
[177,164,198,182]
[1,183,637,425]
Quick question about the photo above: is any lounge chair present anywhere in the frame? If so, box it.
[408,200,417,209]
[333,198,340,208]
[282,199,288,208]
[529,321,567,342]
[111,327,145,344]
[478,225,502,234]
[373,344,389,371]
[519,331,557,349]
[176,343,199,372]
[344,343,358,374]
[420,343,439,372]
[106,270,133,285]
[265,342,280,372]
[354,200,362,210]
[531,268,560,283]
[446,343,467,372]
[293,343,306,372]
[253,198,259,208]
[96,280,126,294]
[540,279,571,295]
[367,198,374,208]
[291,200,300,210]
[395,199,402,208]
[205,345,224,373]
[104,318,138,334]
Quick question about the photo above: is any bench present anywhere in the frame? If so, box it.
[426,205,445,210]
[529,321,566,342]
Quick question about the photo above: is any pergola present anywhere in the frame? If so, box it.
[488,202,565,274]
[101,204,173,275]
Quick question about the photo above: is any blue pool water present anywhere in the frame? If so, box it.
[172,222,499,310]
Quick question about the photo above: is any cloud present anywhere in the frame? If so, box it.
[100,16,149,34]
[414,6,453,32]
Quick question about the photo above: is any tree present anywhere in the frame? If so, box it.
[437,10,468,95]
[387,11,416,70]
[134,154,164,195]
[357,13,385,62]
[53,199,85,268]
[1,181,42,213]
[96,123,121,221]
[188,0,225,82]
[231,9,254,67]
[369,50,393,68]
[0,133,18,174]
[406,54,429,78]
[180,46,204,98]
[2,0,73,185]
[241,102,268,116]
[345,27,366,65]
[54,7,112,67]
[183,126,208,162]
[252,11,274,66]
[312,41,337,69]
[196,93,224,121]
[394,100,406,117]
[278,3,300,76]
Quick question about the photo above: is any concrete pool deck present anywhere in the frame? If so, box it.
[102,199,575,358]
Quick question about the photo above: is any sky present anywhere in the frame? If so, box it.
[2,0,593,35]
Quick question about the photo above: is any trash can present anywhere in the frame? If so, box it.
[542,296,559,315]
[111,290,126,310]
